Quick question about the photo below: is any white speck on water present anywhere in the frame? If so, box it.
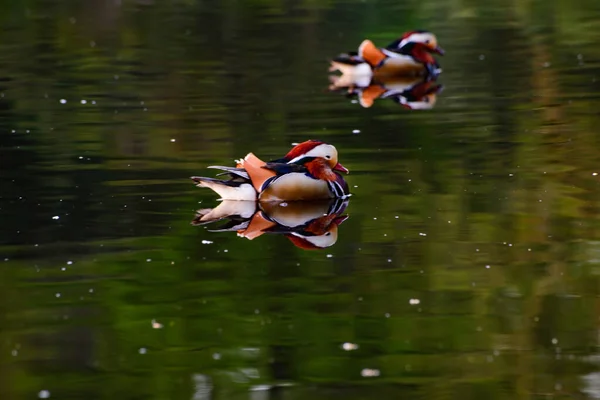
[409,298,420,305]
[61,267,66,271]
[67,261,73,265]
[342,342,359,351]
[223,249,228,253]
[139,347,147,354]
[212,353,221,360]
[552,338,558,345]
[92,100,96,105]
[361,368,380,377]
[419,232,427,236]
[479,54,485,60]
[170,138,176,142]
[59,99,67,104]
[146,258,152,262]
[326,254,333,258]
[395,216,398,219]
[89,288,94,293]
[353,185,358,188]
[352,129,361,134]
[151,319,163,329]
[52,215,60,220]
[593,172,598,176]
[201,240,213,244]
[80,99,87,104]
[255,309,260,314]
[55,293,61,298]
[543,62,551,68]
[385,313,390,318]
[387,259,392,263]
[486,265,490,269]
[38,390,51,399]
[351,99,358,104]
[11,349,18,356]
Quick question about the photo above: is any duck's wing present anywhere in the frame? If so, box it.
[208,165,249,180]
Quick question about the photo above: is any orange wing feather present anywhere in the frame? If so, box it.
[238,153,276,192]
[358,40,387,67]
[359,85,387,108]
[238,211,276,240]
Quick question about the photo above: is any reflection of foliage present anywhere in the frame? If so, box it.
[0,0,599,399]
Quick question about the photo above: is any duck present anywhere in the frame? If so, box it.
[191,140,350,202]
[330,74,444,109]
[191,198,349,250]
[329,30,444,83]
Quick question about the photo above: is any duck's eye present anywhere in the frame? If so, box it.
[425,40,430,44]
[325,155,331,159]
[326,232,331,236]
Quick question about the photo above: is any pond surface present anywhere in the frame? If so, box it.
[1,0,600,399]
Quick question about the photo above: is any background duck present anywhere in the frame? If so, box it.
[191,140,350,202]
[329,30,444,84]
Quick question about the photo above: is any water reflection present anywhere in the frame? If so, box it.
[192,198,349,250]
[329,75,443,109]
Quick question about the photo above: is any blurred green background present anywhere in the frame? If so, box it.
[0,0,599,399]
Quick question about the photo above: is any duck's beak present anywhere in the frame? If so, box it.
[333,162,349,174]
[332,215,349,226]
[432,46,445,55]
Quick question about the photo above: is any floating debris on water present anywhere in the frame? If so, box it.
[59,99,67,104]
[201,240,213,244]
[361,368,380,377]
[151,319,163,329]
[139,347,147,354]
[38,390,51,399]
[342,342,359,351]
[52,216,60,220]
[409,299,420,305]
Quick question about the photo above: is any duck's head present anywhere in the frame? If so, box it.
[283,140,349,174]
[390,30,445,55]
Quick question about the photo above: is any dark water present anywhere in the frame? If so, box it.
[1,1,600,399]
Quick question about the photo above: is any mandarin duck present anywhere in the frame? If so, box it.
[329,30,444,84]
[192,198,349,250]
[191,140,350,202]
[330,74,443,109]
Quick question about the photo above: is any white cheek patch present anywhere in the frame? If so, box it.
[287,144,336,164]
[399,33,432,48]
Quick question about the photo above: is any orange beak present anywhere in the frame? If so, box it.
[333,162,349,174]
[432,45,445,55]
[333,215,349,226]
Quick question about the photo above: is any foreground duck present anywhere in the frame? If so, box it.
[329,30,445,82]
[191,140,350,202]
[192,198,349,250]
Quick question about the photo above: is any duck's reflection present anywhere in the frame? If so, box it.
[329,74,443,109]
[192,198,349,250]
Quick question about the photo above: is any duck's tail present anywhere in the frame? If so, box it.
[191,176,257,201]
[329,60,373,89]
